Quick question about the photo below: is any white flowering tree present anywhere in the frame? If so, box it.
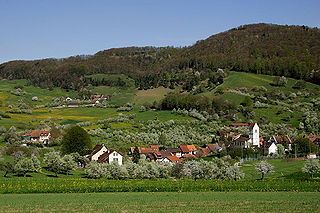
[255,161,274,180]
[302,159,320,179]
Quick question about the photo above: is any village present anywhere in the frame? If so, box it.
[20,122,320,166]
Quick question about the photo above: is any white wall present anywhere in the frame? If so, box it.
[109,151,123,165]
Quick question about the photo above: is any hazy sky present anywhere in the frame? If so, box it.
[1,0,319,63]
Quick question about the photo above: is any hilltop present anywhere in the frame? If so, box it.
[0,23,319,91]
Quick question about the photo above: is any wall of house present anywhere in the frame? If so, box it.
[269,143,278,154]
[108,151,123,165]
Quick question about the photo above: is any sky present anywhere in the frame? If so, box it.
[0,0,319,64]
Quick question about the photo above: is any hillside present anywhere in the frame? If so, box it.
[0,23,319,91]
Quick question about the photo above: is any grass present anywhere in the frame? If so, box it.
[0,192,319,212]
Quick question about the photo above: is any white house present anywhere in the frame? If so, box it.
[249,123,260,147]
[98,149,123,165]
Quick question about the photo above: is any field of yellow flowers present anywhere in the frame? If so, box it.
[0,178,319,194]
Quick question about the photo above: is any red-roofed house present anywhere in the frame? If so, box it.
[161,155,183,164]
[179,145,197,155]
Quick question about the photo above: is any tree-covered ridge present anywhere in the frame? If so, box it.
[182,23,320,84]
[0,23,319,90]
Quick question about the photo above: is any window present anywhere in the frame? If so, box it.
[255,130,257,133]
[114,158,118,161]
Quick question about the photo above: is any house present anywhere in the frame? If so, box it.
[40,130,51,144]
[261,140,278,155]
[91,100,100,106]
[198,147,211,157]
[179,145,197,155]
[206,143,222,153]
[233,136,251,148]
[230,123,248,127]
[165,148,182,158]
[65,97,72,102]
[269,135,292,152]
[89,144,108,161]
[89,144,123,165]
[23,130,51,144]
[161,155,183,164]
[90,94,108,100]
[97,149,123,165]
[249,123,260,147]
[307,153,317,159]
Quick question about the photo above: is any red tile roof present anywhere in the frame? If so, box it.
[231,123,248,127]
[31,130,41,138]
[207,144,216,150]
[179,145,197,153]
[166,155,183,163]
[201,148,211,157]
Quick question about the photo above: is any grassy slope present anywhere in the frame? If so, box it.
[0,192,319,212]
[1,71,319,129]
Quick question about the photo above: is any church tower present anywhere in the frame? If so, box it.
[249,123,260,147]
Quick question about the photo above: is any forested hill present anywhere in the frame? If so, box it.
[0,23,319,90]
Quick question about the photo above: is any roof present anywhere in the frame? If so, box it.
[181,154,197,159]
[230,123,248,127]
[272,135,292,144]
[305,135,320,143]
[90,144,105,157]
[150,145,159,152]
[159,150,172,157]
[166,155,183,163]
[200,148,210,157]
[31,130,41,138]
[166,148,181,153]
[249,122,256,129]
[97,152,111,163]
[179,145,197,153]
[40,130,50,136]
[207,144,216,150]
[234,136,249,142]
[139,147,154,154]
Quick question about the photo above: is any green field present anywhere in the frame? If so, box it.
[0,192,318,212]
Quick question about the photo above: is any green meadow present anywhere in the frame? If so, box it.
[0,192,319,212]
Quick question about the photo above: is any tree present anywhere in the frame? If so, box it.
[171,163,185,179]
[226,166,245,181]
[132,146,140,164]
[276,144,285,157]
[44,152,64,177]
[14,156,40,177]
[0,161,14,177]
[302,159,320,179]
[294,138,317,154]
[255,161,274,180]
[61,126,93,156]
[62,154,77,175]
